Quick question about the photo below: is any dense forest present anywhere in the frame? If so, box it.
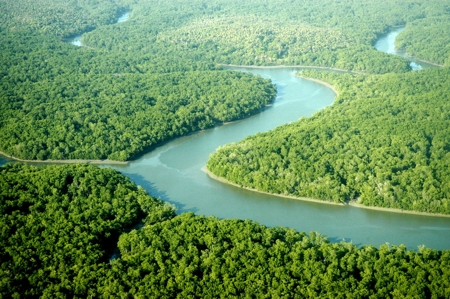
[207,68,450,215]
[1,164,450,298]
[396,15,450,66]
[0,33,276,160]
[3,0,450,296]
[83,13,411,73]
[2,0,450,161]
[0,164,176,297]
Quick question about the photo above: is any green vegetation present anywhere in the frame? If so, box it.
[396,16,450,66]
[2,0,450,161]
[0,0,124,37]
[0,33,275,161]
[3,0,450,295]
[0,163,175,297]
[104,213,450,298]
[86,14,410,73]
[83,0,416,73]
[2,164,450,298]
[207,68,450,214]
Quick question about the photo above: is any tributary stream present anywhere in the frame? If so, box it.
[2,23,449,250]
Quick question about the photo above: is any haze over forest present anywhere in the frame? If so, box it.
[1,0,450,297]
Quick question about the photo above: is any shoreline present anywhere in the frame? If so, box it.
[221,64,364,74]
[202,166,345,206]
[347,201,450,218]
[0,150,129,165]
[295,76,339,96]
[394,48,445,68]
[203,167,450,218]
[377,25,445,68]
[406,54,444,68]
[224,63,342,99]
[0,67,341,168]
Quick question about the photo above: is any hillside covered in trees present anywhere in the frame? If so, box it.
[1,164,450,298]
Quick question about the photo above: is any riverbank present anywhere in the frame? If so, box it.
[394,47,444,67]
[203,167,345,206]
[405,54,445,68]
[224,64,341,97]
[0,150,128,165]
[221,64,364,74]
[204,167,450,218]
[295,75,339,96]
[347,201,450,218]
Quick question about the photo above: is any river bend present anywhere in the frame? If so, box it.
[374,27,439,70]
[1,27,449,250]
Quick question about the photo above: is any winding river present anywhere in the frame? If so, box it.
[374,27,439,70]
[64,11,130,46]
[1,24,449,250]
[105,66,450,250]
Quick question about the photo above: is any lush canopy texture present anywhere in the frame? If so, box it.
[2,0,449,161]
[1,164,450,298]
[3,0,450,296]
[0,164,175,297]
[207,68,450,214]
[396,16,450,66]
[0,35,276,161]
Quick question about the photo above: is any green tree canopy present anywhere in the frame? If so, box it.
[207,68,450,214]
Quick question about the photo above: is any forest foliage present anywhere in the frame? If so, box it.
[0,0,125,37]
[396,15,450,66]
[0,33,276,161]
[0,163,175,297]
[84,13,411,73]
[1,164,450,298]
[207,68,450,215]
[2,0,450,161]
[2,0,450,297]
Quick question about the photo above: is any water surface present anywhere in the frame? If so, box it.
[374,27,438,70]
[105,67,450,250]
[4,27,450,251]
[117,11,130,23]
[64,11,130,46]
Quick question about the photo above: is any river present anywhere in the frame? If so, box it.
[99,66,449,250]
[63,11,130,46]
[2,26,449,250]
[374,27,439,70]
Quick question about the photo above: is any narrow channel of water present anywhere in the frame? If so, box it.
[374,27,438,70]
[64,11,130,46]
